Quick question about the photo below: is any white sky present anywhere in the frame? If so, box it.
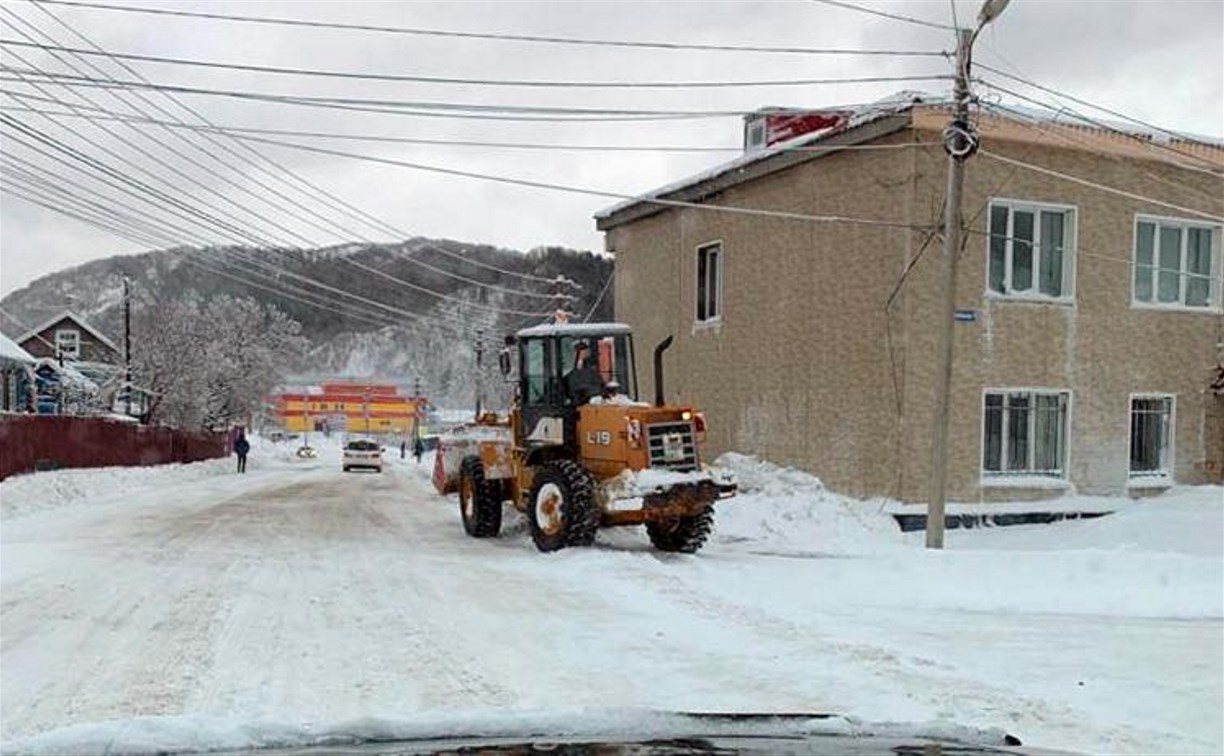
[1,0,1221,296]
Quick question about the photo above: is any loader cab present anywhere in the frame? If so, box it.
[513,323,638,451]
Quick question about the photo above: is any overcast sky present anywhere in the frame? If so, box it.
[1,0,1221,297]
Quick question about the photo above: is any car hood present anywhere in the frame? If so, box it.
[1,710,1076,756]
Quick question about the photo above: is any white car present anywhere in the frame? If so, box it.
[342,439,384,472]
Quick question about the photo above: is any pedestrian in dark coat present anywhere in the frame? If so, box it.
[234,431,251,473]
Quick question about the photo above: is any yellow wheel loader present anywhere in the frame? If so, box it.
[434,322,736,553]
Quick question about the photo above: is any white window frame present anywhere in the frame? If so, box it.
[984,198,1078,304]
[695,240,724,326]
[980,387,1073,487]
[1131,215,1222,313]
[1128,393,1175,484]
[54,328,80,359]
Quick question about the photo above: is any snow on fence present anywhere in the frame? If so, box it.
[0,414,228,481]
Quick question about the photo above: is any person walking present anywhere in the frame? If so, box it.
[234,430,250,474]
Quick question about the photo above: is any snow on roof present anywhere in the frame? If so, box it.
[34,357,99,390]
[516,322,632,338]
[16,310,121,354]
[0,331,36,366]
[595,91,943,222]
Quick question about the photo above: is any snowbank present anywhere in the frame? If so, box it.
[0,436,320,521]
[0,458,234,520]
[712,452,903,555]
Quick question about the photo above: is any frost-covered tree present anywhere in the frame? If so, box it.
[133,296,306,429]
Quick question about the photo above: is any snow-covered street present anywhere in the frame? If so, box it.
[2,444,1221,755]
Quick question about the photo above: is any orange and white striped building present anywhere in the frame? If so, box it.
[268,381,425,436]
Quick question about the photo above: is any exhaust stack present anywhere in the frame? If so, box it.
[653,335,674,406]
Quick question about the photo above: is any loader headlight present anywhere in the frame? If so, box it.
[681,410,692,421]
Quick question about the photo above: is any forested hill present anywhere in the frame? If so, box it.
[1,238,614,406]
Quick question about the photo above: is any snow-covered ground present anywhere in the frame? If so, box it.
[1,444,1220,755]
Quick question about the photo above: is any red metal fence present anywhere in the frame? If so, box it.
[0,414,229,481]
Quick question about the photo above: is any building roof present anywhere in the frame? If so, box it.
[595,90,1224,231]
[33,357,99,391]
[17,310,121,354]
[0,331,36,367]
[595,91,941,230]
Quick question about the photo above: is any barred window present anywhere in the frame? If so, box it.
[1129,396,1173,478]
[983,390,1069,478]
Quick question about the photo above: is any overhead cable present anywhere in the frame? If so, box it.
[0,66,951,119]
[34,0,947,57]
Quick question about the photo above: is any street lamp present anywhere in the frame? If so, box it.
[926,0,1010,550]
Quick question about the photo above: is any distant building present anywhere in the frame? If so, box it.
[0,332,36,412]
[17,310,122,388]
[268,381,425,436]
[596,93,1224,501]
[10,311,126,416]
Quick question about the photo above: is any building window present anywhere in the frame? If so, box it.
[1129,395,1173,479]
[982,390,1069,479]
[987,200,1076,301]
[696,241,723,323]
[1133,217,1220,310]
[54,329,80,358]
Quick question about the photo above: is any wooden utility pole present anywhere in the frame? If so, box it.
[475,329,485,418]
[123,276,132,417]
[927,1,1008,548]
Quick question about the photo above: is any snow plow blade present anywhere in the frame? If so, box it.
[601,482,723,527]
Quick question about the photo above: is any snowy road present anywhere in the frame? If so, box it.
[2,448,1221,755]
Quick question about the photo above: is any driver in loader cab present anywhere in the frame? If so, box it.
[564,340,603,405]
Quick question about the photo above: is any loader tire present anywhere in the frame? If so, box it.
[527,460,599,552]
[646,504,714,554]
[459,455,502,538]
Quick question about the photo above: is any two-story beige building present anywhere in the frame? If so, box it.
[597,95,1224,502]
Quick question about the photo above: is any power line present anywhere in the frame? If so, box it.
[340,257,544,317]
[1,14,371,249]
[0,97,944,154]
[35,0,947,57]
[188,128,937,233]
[977,97,1224,208]
[19,2,562,295]
[808,0,957,32]
[977,63,1206,145]
[977,78,1224,176]
[0,113,272,245]
[0,65,952,120]
[0,20,318,247]
[180,254,402,329]
[25,0,417,245]
[977,150,1224,223]
[1,183,168,249]
[0,38,955,89]
[1,158,190,245]
[4,12,562,304]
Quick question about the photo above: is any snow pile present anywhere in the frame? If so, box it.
[712,452,902,555]
[0,457,234,520]
[0,436,319,520]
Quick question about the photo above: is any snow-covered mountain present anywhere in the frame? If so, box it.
[1,239,613,407]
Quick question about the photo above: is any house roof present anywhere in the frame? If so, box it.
[34,357,99,390]
[595,90,1224,231]
[17,310,121,354]
[0,331,36,366]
